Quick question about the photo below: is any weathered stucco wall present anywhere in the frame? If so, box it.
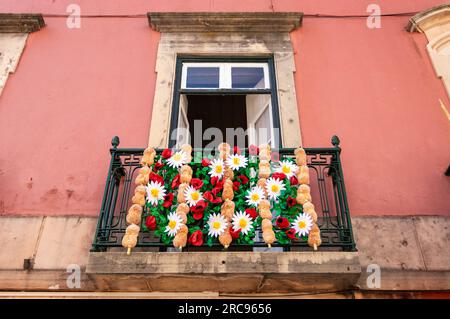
[0,0,449,217]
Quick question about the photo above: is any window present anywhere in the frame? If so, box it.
[170,56,282,149]
[182,62,270,89]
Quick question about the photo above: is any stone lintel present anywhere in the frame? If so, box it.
[147,12,303,33]
[0,13,45,33]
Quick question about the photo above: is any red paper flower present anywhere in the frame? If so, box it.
[203,191,213,202]
[245,208,258,220]
[289,175,298,186]
[286,228,297,239]
[154,162,164,171]
[272,172,286,180]
[276,216,290,229]
[188,230,204,246]
[191,200,207,220]
[230,228,241,239]
[233,146,241,155]
[161,148,172,159]
[211,196,222,204]
[190,178,204,190]
[162,193,174,208]
[237,175,249,184]
[149,172,164,185]
[203,190,222,204]
[210,176,219,186]
[287,196,296,208]
[145,215,157,230]
[201,158,211,167]
[211,180,224,196]
[233,181,240,191]
[249,144,259,155]
[171,174,180,189]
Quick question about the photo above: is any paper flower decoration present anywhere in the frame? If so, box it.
[245,186,265,207]
[164,212,183,236]
[265,177,286,200]
[207,213,228,237]
[184,185,204,207]
[292,213,313,237]
[231,211,254,235]
[146,180,166,206]
[226,154,248,171]
[276,160,298,178]
[208,158,225,178]
[167,151,187,169]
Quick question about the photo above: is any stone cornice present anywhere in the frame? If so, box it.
[147,12,303,33]
[406,4,450,33]
[0,13,45,33]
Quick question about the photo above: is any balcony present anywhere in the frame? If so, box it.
[86,136,360,293]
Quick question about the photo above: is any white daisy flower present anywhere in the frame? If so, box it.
[184,185,203,207]
[167,151,187,169]
[245,186,265,207]
[276,160,298,178]
[207,213,228,237]
[232,211,254,235]
[164,212,183,237]
[208,158,225,178]
[146,181,166,206]
[226,154,248,171]
[265,177,286,200]
[292,213,313,237]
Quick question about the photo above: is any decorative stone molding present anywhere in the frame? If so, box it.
[147,12,303,148]
[0,14,45,96]
[0,13,45,33]
[148,12,302,33]
[407,4,450,99]
[0,33,28,95]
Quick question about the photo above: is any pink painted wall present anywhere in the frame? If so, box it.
[0,0,449,217]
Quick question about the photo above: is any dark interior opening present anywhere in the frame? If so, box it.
[187,95,248,149]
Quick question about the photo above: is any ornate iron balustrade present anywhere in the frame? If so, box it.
[91,136,356,252]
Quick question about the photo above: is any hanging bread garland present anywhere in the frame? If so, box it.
[122,147,156,255]
[258,144,276,247]
[219,142,233,249]
[295,147,322,251]
[122,143,322,253]
[172,145,193,250]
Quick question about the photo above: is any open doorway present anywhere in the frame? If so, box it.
[186,95,247,149]
[176,94,275,150]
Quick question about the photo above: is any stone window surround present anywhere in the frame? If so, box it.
[146,12,304,148]
[0,13,45,96]
[407,4,450,99]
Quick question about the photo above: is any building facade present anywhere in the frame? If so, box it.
[0,0,449,297]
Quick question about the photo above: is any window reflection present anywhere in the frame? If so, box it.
[186,67,220,88]
[232,67,265,89]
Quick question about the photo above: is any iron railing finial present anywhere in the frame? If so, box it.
[331,135,341,152]
[111,136,120,149]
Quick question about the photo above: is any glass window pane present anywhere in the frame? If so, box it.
[186,67,220,88]
[232,67,266,89]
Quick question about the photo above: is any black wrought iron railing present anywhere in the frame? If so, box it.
[91,136,356,252]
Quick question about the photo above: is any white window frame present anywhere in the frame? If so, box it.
[181,62,270,89]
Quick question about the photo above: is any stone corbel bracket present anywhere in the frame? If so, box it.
[0,13,45,95]
[148,12,303,33]
[0,13,45,33]
[406,4,450,33]
[406,4,450,99]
